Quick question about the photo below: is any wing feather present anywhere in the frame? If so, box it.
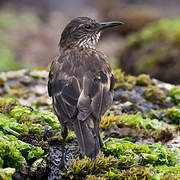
[48,50,114,158]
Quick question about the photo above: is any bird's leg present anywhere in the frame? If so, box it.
[99,134,103,148]
[60,125,68,170]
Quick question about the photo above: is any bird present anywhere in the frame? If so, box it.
[48,17,124,159]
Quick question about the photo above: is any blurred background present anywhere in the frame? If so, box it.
[0,0,180,84]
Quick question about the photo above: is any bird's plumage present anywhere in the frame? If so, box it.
[48,17,122,158]
[48,48,114,157]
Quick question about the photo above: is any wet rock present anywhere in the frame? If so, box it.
[0,69,179,179]
[47,140,80,180]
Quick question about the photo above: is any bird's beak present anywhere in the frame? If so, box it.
[98,21,124,31]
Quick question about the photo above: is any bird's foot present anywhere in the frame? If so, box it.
[103,138,112,145]
[59,158,68,171]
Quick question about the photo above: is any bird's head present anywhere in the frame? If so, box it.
[59,17,124,50]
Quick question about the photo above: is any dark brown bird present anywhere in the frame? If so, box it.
[48,17,124,159]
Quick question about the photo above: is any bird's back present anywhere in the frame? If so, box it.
[48,48,114,158]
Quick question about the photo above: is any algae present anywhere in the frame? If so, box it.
[0,69,179,179]
[0,131,44,164]
[103,138,180,179]
[169,85,180,104]
[64,138,180,179]
[0,168,16,180]
[101,113,165,135]
[151,107,180,125]
[103,138,178,166]
[151,165,180,180]
[10,105,60,130]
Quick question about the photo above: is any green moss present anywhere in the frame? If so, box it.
[0,168,16,180]
[101,114,121,131]
[64,153,118,179]
[113,69,154,90]
[0,111,46,137]
[10,105,60,130]
[86,175,106,180]
[0,131,44,169]
[144,86,166,105]
[0,113,28,137]
[151,107,180,125]
[101,113,165,132]
[0,132,25,168]
[165,107,180,125]
[169,85,180,104]
[103,138,180,167]
[0,96,58,137]
[0,96,18,114]
[113,69,136,90]
[30,70,43,79]
[151,165,180,180]
[113,166,151,180]
[37,110,60,130]
[136,74,152,86]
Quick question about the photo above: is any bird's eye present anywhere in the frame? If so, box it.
[84,24,91,29]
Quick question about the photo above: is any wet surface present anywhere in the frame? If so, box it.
[113,84,174,115]
[0,69,179,179]
[47,140,80,180]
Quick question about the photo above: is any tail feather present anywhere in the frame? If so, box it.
[73,116,101,158]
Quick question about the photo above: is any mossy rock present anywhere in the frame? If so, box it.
[118,18,180,84]
[144,85,166,105]
[0,69,179,179]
